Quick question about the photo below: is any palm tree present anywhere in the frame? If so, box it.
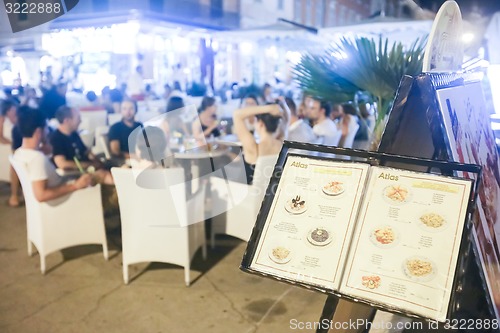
[294,36,426,148]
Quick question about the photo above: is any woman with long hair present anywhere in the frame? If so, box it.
[192,96,220,140]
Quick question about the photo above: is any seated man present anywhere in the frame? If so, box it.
[307,98,341,147]
[108,99,143,159]
[13,106,92,202]
[50,105,113,184]
[285,97,316,143]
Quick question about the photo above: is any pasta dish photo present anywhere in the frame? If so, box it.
[269,246,292,264]
[361,275,381,289]
[322,181,345,196]
[372,226,396,246]
[384,185,410,204]
[404,257,435,281]
[419,212,446,229]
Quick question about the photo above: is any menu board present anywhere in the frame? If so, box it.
[246,154,474,322]
[250,156,370,290]
[435,82,500,316]
[341,167,472,322]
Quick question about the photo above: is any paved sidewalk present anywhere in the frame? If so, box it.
[0,183,327,333]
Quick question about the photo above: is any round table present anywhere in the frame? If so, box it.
[174,146,230,196]
[215,134,242,147]
[173,146,230,160]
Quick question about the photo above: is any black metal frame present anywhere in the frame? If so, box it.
[240,140,481,326]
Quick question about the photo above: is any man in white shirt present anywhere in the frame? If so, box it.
[285,97,316,144]
[13,106,92,202]
[307,98,341,147]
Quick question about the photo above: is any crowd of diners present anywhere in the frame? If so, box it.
[0,81,376,208]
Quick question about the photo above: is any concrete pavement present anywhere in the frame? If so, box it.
[0,182,328,333]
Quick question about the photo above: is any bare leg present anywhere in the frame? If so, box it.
[8,166,20,207]
[93,169,114,185]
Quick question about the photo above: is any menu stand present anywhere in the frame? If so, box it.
[378,72,500,323]
[241,141,481,330]
[316,295,340,333]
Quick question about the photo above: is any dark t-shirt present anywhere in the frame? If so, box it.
[201,124,221,138]
[108,120,143,154]
[50,129,89,162]
[11,125,22,150]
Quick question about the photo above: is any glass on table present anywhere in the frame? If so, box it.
[183,136,197,151]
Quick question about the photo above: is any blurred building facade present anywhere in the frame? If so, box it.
[0,0,435,93]
[291,0,403,28]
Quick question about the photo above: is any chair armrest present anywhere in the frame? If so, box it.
[40,184,103,218]
[56,169,82,177]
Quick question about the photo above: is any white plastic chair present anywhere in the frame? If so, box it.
[111,167,207,286]
[0,143,11,182]
[91,126,110,157]
[210,154,278,246]
[107,113,122,126]
[9,156,108,274]
[79,110,107,133]
[100,134,111,160]
[79,130,94,149]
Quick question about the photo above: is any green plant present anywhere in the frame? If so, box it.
[294,36,426,147]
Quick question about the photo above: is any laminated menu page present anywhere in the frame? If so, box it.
[340,166,472,321]
[249,155,371,291]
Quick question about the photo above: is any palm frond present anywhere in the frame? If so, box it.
[293,35,426,149]
[293,53,358,103]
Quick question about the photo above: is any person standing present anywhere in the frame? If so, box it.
[0,99,21,207]
[261,83,273,104]
[127,66,144,98]
[38,81,67,120]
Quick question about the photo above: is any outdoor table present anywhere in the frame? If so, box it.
[174,145,230,196]
[215,134,242,147]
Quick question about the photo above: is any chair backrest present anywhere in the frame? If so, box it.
[111,167,190,228]
[252,154,278,203]
[99,135,111,160]
[9,155,35,202]
[0,143,11,182]
[107,113,122,126]
[79,130,94,148]
[79,106,106,112]
[9,156,41,229]
[79,111,107,133]
[93,126,110,157]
